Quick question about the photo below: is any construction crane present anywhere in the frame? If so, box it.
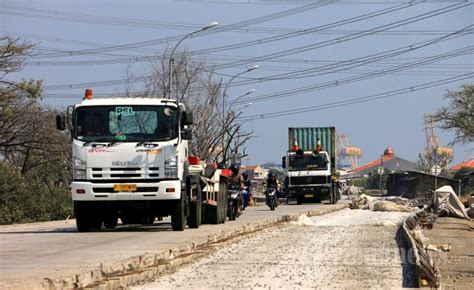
[337,134,362,170]
[424,113,453,169]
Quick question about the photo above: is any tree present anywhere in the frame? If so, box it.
[125,49,253,163]
[0,35,72,224]
[416,151,452,176]
[433,84,474,146]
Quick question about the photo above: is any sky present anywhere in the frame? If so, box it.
[1,0,473,167]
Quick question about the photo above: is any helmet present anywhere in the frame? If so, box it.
[242,172,248,179]
[268,172,274,178]
[229,163,239,175]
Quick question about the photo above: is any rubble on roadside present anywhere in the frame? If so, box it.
[351,194,416,212]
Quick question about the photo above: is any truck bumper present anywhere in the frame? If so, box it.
[287,185,332,200]
[70,180,181,201]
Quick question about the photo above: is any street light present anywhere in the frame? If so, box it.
[229,89,255,109]
[168,21,218,99]
[222,65,259,122]
[233,102,253,112]
[220,65,259,162]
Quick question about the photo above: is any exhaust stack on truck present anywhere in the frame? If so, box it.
[283,127,339,204]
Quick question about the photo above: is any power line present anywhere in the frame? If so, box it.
[239,73,474,121]
[22,3,417,64]
[221,25,473,86]
[233,46,473,104]
[40,30,472,91]
[212,2,472,69]
[7,0,336,59]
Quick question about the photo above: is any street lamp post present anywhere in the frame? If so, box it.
[168,21,218,99]
[220,65,258,163]
[229,89,255,109]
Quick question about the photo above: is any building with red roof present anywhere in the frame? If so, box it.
[451,158,474,171]
[344,147,417,178]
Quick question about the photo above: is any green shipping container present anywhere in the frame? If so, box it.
[288,127,337,173]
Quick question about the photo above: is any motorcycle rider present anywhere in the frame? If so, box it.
[266,172,280,206]
[241,172,251,209]
[229,163,243,216]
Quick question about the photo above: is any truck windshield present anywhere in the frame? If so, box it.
[288,153,328,171]
[74,105,178,142]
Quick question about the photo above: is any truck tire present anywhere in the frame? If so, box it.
[219,189,227,224]
[74,202,92,232]
[296,197,303,205]
[104,216,118,229]
[142,215,155,225]
[171,195,186,231]
[187,177,202,229]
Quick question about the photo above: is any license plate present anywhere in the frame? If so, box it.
[113,184,137,192]
[304,194,314,198]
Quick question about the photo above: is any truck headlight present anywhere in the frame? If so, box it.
[74,158,86,170]
[74,158,86,179]
[165,156,178,178]
[74,169,86,180]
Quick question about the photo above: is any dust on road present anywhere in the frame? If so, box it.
[134,209,416,289]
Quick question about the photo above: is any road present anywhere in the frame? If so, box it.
[0,202,346,289]
[134,209,417,289]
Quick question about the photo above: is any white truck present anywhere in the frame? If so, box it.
[56,89,229,232]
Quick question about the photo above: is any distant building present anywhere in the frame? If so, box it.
[244,165,269,194]
[451,158,474,171]
[244,165,268,180]
[344,147,417,178]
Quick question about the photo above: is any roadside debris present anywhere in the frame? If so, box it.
[433,185,471,220]
[425,243,451,252]
[351,194,416,212]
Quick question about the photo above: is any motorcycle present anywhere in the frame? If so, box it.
[266,187,278,211]
[227,184,242,220]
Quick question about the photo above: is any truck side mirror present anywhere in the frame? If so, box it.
[56,115,66,131]
[282,156,286,169]
[182,111,193,126]
[181,129,193,140]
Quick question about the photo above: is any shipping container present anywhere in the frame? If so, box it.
[288,127,336,174]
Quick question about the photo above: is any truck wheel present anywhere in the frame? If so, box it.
[187,178,202,229]
[146,216,156,225]
[104,216,118,229]
[296,197,303,205]
[74,202,92,232]
[187,200,202,228]
[171,195,186,231]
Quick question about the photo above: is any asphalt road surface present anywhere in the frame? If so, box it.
[0,202,345,288]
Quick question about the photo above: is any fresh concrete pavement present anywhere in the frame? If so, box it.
[0,202,348,289]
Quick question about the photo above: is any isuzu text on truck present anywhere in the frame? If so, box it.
[56,89,229,232]
[282,127,340,204]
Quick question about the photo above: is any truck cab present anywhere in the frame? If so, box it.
[284,151,334,203]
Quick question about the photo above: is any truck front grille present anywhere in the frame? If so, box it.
[93,187,158,193]
[289,176,329,185]
[89,167,160,179]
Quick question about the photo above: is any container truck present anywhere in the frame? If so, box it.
[56,89,229,232]
[282,127,339,204]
